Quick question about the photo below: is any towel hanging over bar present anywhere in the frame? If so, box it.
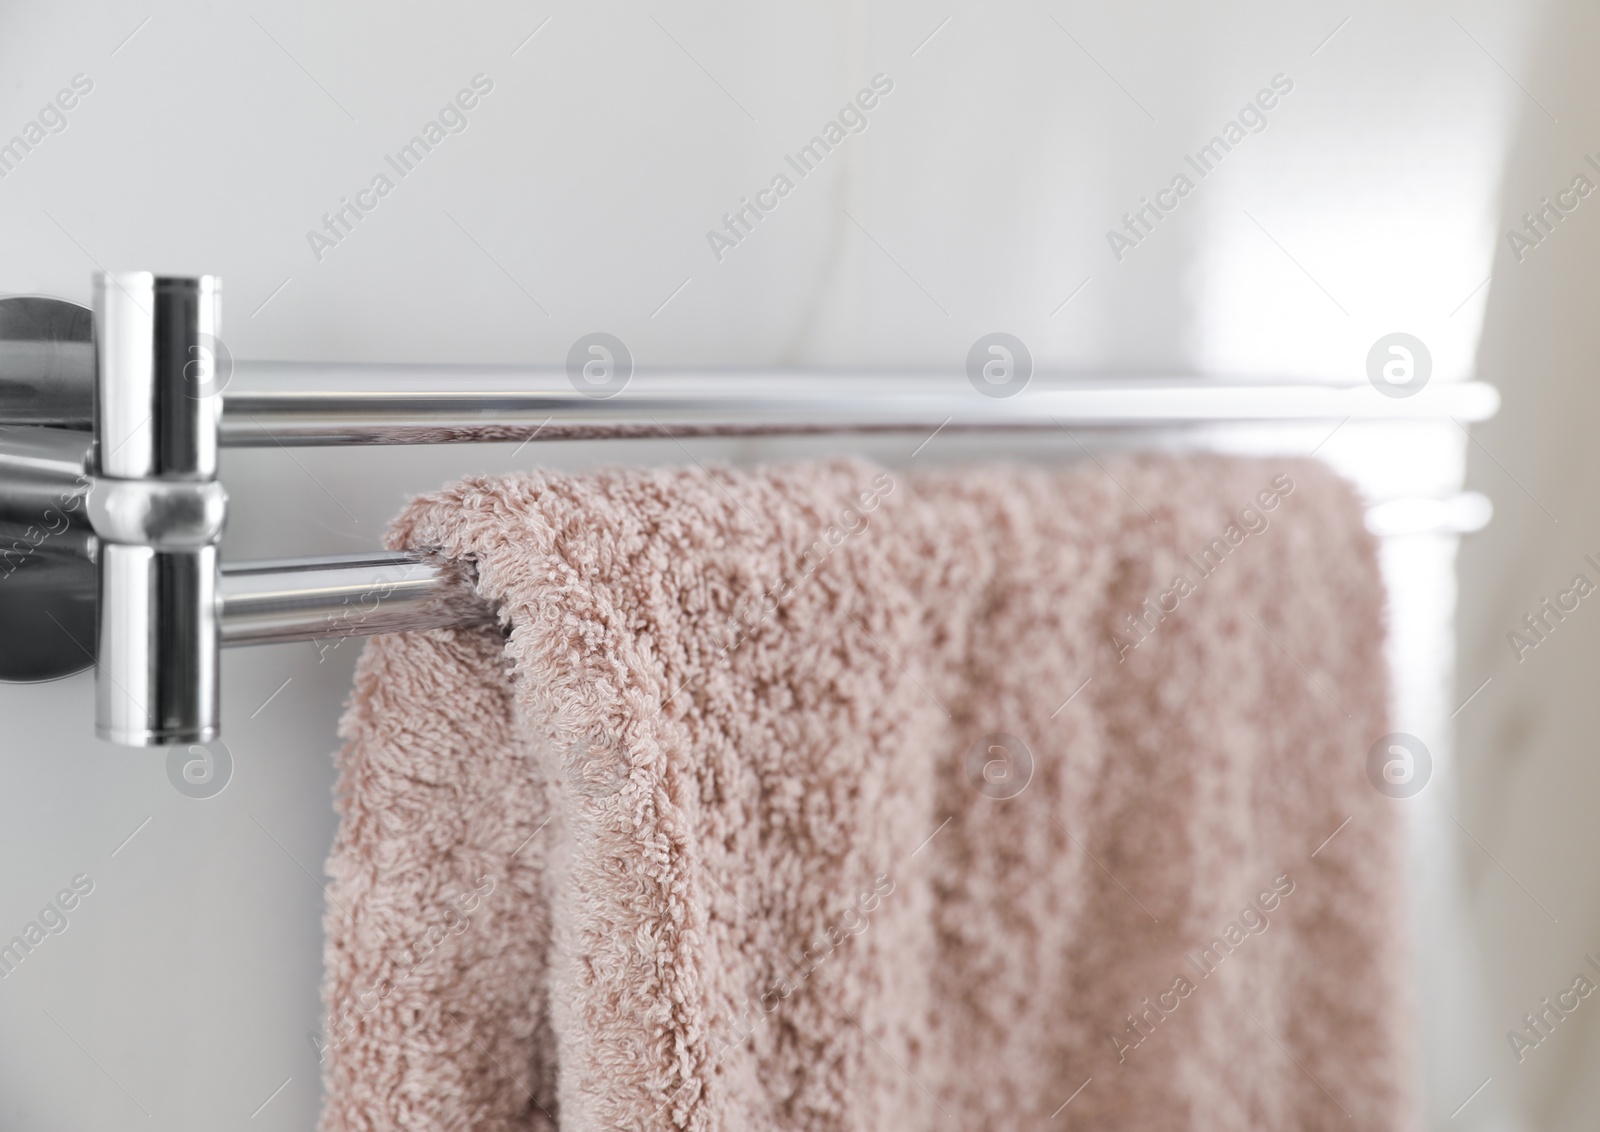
[0,276,1498,746]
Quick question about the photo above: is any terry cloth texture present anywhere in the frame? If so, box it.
[319,454,1416,1132]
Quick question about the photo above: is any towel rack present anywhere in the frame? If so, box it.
[0,273,1499,746]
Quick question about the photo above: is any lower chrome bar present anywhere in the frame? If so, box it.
[219,552,493,646]
[207,489,1492,648]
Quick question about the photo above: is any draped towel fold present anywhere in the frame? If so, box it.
[320,454,1415,1131]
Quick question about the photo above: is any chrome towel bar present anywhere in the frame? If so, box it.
[0,274,1498,746]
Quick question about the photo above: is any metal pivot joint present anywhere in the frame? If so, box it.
[90,274,225,746]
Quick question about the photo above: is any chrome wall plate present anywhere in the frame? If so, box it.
[0,297,97,680]
[0,295,94,427]
[0,546,96,682]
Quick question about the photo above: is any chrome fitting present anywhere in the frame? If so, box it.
[87,477,227,549]
[92,273,224,747]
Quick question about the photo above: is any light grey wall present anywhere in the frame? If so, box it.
[1455,0,1600,1127]
[0,0,1569,1128]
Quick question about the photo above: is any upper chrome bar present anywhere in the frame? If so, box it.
[223,366,1506,445]
[0,332,1501,445]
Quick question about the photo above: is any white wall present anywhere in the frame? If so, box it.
[1455,0,1600,1127]
[0,0,1566,1127]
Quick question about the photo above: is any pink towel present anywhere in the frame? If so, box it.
[319,454,1416,1131]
